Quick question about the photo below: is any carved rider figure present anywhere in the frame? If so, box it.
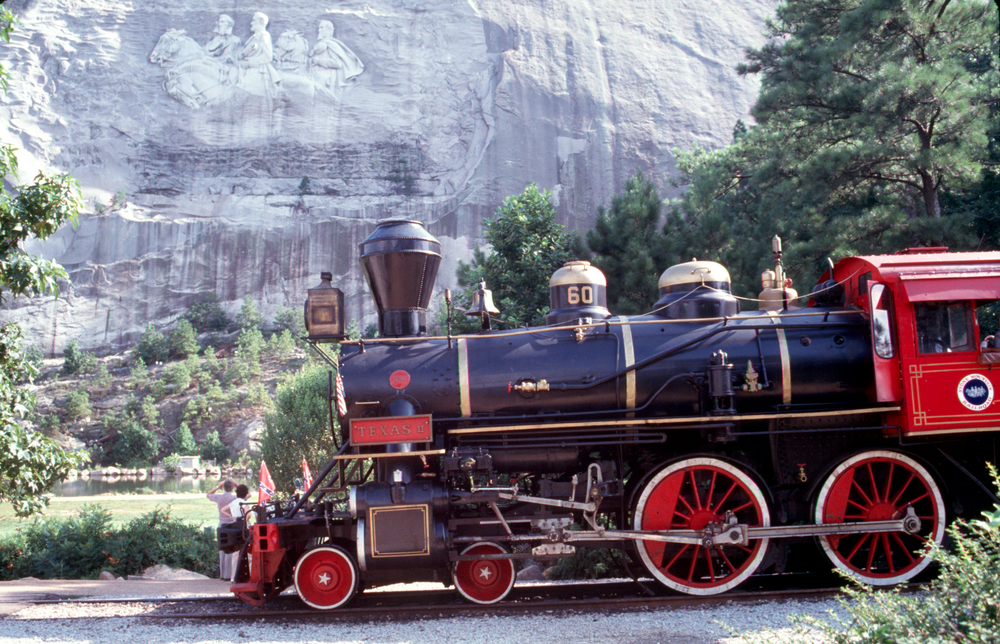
[308,20,364,98]
[237,12,281,99]
[206,14,241,65]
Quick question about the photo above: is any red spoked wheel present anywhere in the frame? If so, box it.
[632,457,770,595]
[814,450,945,585]
[293,545,359,610]
[453,542,516,604]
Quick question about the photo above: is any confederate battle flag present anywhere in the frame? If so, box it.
[259,460,275,503]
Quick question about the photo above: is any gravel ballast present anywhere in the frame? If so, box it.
[0,596,841,644]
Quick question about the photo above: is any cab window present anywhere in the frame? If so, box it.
[915,301,974,354]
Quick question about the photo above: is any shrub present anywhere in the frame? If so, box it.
[105,414,160,467]
[202,346,221,373]
[91,362,113,390]
[62,340,96,375]
[245,382,271,408]
[273,306,306,338]
[164,361,192,391]
[128,358,149,390]
[168,319,199,360]
[236,295,264,331]
[0,504,218,580]
[265,328,297,356]
[200,430,229,463]
[23,343,44,374]
[63,388,92,422]
[183,293,229,334]
[262,362,338,491]
[133,323,169,365]
[769,467,1000,644]
[236,326,264,365]
[172,422,197,455]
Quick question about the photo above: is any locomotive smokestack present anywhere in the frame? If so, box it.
[359,220,442,337]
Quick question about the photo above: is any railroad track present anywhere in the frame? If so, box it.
[6,574,870,622]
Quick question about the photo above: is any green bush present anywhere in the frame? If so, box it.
[273,306,306,338]
[164,361,192,391]
[236,295,265,331]
[23,343,44,375]
[105,414,160,467]
[200,430,229,463]
[91,362,113,390]
[168,319,199,360]
[62,340,96,375]
[63,388,92,422]
[770,467,1000,644]
[172,422,197,455]
[0,504,218,580]
[133,323,169,365]
[261,362,338,491]
[128,358,149,390]
[265,328,297,356]
[183,293,229,333]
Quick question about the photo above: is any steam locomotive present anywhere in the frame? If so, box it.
[224,219,1000,609]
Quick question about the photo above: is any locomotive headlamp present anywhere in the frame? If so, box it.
[304,271,345,341]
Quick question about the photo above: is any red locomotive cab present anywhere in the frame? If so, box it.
[830,250,1000,436]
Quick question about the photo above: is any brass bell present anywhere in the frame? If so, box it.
[465,279,499,329]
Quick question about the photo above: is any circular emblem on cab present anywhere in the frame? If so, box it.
[389,370,411,390]
[957,374,994,411]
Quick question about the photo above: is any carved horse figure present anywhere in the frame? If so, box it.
[150,29,236,109]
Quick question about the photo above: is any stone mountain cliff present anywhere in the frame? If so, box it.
[0,0,775,352]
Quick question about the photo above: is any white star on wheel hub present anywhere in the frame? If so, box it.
[317,572,331,586]
[477,566,493,582]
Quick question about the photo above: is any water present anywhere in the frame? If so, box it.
[53,474,253,497]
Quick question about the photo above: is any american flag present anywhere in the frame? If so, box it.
[336,372,347,417]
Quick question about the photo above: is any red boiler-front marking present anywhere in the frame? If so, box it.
[350,414,432,445]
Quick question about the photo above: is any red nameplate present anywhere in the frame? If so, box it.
[350,414,433,446]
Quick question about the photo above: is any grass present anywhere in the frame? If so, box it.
[0,493,221,537]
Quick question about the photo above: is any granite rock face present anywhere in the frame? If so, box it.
[0,0,775,352]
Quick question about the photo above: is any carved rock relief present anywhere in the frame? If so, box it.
[150,12,365,110]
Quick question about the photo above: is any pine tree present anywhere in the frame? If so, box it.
[168,319,199,360]
[586,170,666,315]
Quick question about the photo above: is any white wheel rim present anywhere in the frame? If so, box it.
[293,546,358,610]
[452,541,516,604]
[814,450,945,585]
[632,457,770,595]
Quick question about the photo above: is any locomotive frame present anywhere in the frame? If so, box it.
[222,220,1000,609]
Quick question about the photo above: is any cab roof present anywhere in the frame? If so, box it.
[829,250,1000,303]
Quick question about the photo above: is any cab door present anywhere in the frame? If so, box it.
[869,283,902,402]
[901,300,1000,435]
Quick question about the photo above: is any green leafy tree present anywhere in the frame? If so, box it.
[182,293,230,333]
[133,323,169,365]
[236,295,265,331]
[63,388,92,423]
[168,319,198,360]
[62,340,95,375]
[674,0,998,294]
[261,362,337,491]
[172,422,197,455]
[105,414,160,467]
[586,170,667,315]
[741,0,995,222]
[459,184,576,328]
[0,7,85,517]
[199,430,229,464]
